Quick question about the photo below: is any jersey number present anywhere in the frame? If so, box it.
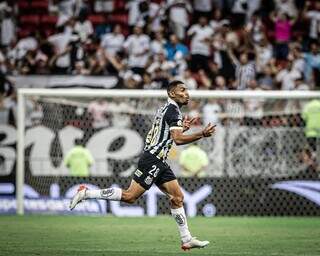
[149,165,160,178]
[146,122,160,146]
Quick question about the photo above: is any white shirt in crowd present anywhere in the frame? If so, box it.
[187,24,213,56]
[101,32,125,56]
[275,0,297,18]
[203,101,222,125]
[149,2,163,32]
[292,57,305,74]
[74,20,93,42]
[126,0,143,26]
[147,60,175,73]
[48,32,73,68]
[306,10,320,39]
[235,62,255,90]
[193,0,213,12]
[1,17,15,46]
[123,34,150,68]
[244,88,264,119]
[11,36,38,60]
[174,75,197,90]
[168,0,191,26]
[88,100,109,129]
[94,0,114,12]
[276,68,301,90]
[255,44,273,72]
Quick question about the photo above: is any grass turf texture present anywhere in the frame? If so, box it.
[0,216,319,256]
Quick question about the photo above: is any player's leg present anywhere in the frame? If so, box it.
[69,180,145,210]
[158,179,209,250]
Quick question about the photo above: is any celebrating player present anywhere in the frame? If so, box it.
[70,80,216,250]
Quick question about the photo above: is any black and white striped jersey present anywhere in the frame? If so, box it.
[144,98,183,161]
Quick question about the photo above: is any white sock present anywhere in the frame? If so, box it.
[171,207,192,243]
[85,188,122,201]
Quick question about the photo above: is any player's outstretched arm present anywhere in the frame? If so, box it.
[170,123,216,146]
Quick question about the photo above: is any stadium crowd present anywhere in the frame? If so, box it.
[0,0,318,90]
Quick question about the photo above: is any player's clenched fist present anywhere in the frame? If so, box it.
[202,123,216,137]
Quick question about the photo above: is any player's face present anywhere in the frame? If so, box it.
[171,84,190,106]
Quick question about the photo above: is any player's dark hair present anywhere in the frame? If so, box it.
[167,80,184,94]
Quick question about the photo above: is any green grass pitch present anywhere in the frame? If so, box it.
[1,216,320,256]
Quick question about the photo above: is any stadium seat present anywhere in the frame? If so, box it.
[114,0,126,12]
[17,0,32,14]
[41,15,58,27]
[106,14,128,25]
[20,15,40,26]
[88,15,106,26]
[30,1,49,14]
[17,0,29,10]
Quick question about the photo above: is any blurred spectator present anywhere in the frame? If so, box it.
[187,100,201,126]
[298,147,319,179]
[258,65,274,90]
[88,98,109,129]
[123,70,143,89]
[303,42,320,88]
[0,6,15,47]
[64,138,94,177]
[193,0,214,20]
[302,99,320,151]
[179,144,209,177]
[294,76,310,90]
[214,75,227,90]
[203,98,222,126]
[303,1,320,43]
[210,9,229,34]
[0,72,13,97]
[8,32,38,61]
[244,79,264,125]
[290,44,305,74]
[50,0,83,27]
[123,25,150,75]
[245,11,266,44]
[227,46,255,90]
[164,34,189,66]
[274,0,297,18]
[151,31,166,55]
[126,0,143,29]
[101,25,125,57]
[147,51,175,75]
[270,11,296,60]
[276,61,301,90]
[254,36,273,73]
[167,0,192,40]
[231,0,249,27]
[188,16,213,73]
[224,98,245,126]
[48,26,76,74]
[74,9,93,42]
[94,0,114,13]
[72,60,89,75]
[175,69,197,89]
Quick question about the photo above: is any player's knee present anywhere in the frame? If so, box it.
[170,194,184,207]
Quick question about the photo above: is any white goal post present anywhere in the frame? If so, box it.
[16,88,320,215]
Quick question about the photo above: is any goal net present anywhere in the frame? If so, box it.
[14,89,320,216]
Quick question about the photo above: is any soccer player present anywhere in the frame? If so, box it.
[70,80,216,250]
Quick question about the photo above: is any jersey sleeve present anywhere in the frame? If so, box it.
[165,105,183,131]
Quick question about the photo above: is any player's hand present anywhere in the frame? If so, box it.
[183,116,199,131]
[202,123,216,137]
